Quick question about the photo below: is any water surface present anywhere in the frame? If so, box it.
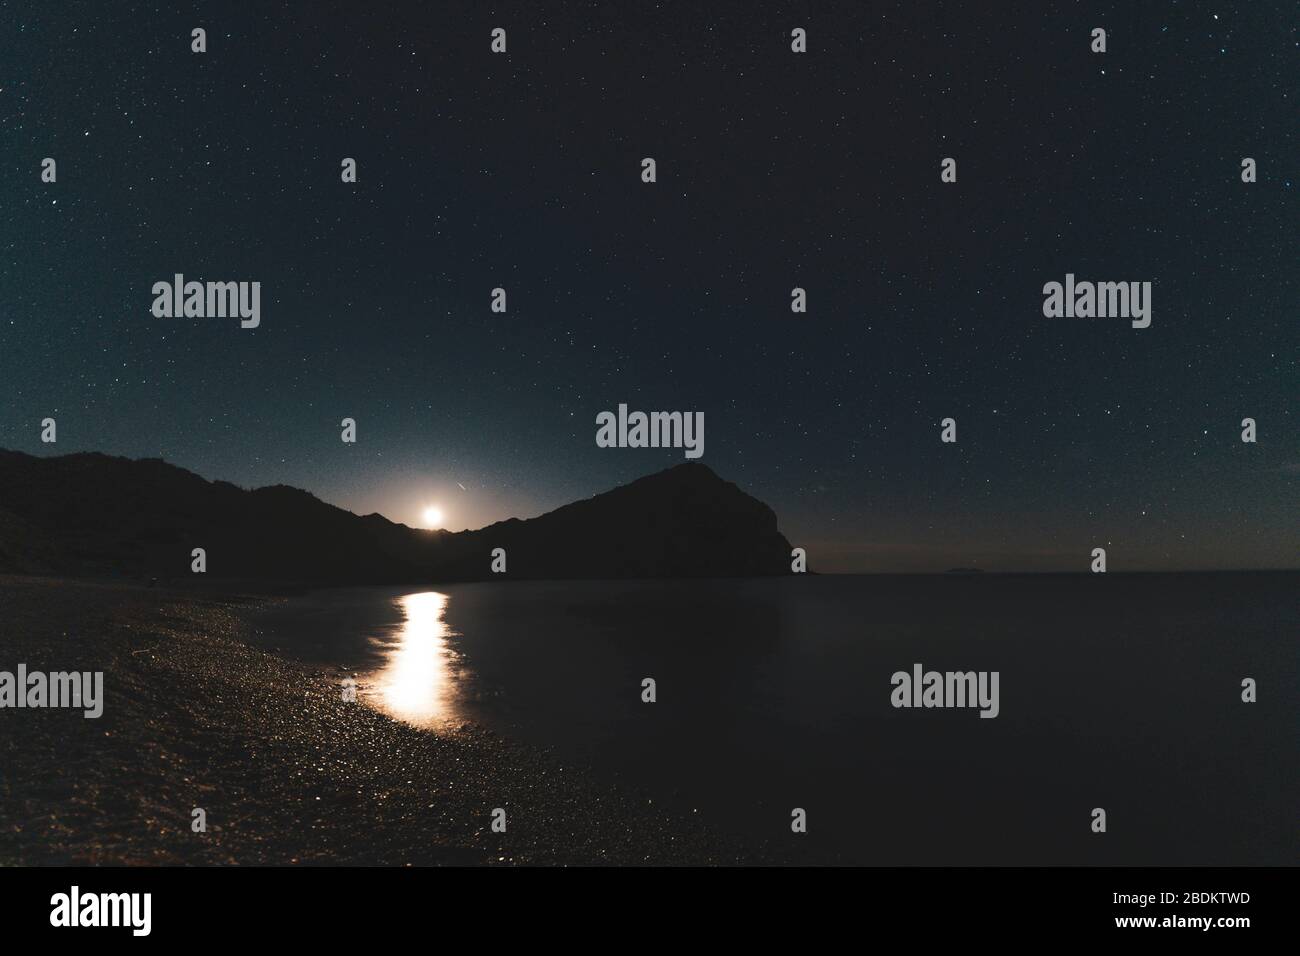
[248,573,1300,865]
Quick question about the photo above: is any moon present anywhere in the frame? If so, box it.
[422,506,444,528]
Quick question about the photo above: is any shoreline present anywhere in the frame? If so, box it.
[0,575,754,865]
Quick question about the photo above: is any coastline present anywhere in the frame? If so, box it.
[0,575,751,865]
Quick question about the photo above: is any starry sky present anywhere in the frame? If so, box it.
[2,1,1296,571]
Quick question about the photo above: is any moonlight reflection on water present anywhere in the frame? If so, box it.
[370,591,462,728]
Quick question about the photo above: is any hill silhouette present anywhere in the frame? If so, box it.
[0,450,795,584]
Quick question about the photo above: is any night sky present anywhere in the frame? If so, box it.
[2,1,1295,571]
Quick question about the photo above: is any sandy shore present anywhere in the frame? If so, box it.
[0,575,751,865]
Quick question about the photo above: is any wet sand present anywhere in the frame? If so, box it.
[0,575,752,865]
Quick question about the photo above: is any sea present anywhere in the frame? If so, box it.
[247,572,1299,865]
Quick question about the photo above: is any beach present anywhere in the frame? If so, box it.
[0,575,748,865]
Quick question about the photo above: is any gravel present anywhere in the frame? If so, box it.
[0,575,753,865]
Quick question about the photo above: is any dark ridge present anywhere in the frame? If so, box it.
[0,450,796,585]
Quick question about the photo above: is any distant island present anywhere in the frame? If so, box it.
[0,450,795,585]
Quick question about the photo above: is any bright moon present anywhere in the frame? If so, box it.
[422,506,444,528]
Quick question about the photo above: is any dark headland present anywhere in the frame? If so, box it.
[0,449,796,585]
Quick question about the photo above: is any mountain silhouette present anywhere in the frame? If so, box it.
[0,450,795,584]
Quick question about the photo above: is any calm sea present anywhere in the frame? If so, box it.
[248,572,1299,865]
